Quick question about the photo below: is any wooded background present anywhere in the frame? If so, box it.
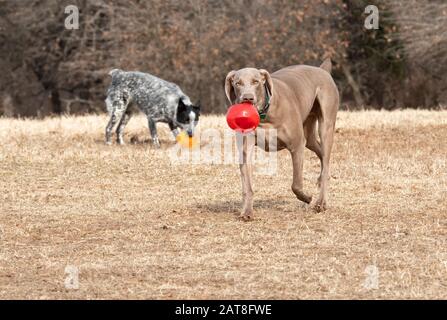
[1,0,446,116]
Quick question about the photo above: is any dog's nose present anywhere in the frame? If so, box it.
[241,93,255,104]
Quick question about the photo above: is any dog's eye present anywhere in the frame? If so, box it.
[252,80,259,85]
[235,81,242,87]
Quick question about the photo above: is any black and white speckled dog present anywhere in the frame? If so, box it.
[105,69,200,147]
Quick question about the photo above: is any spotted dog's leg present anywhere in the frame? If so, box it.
[116,109,132,145]
[105,99,116,145]
[147,117,160,148]
[105,93,129,145]
[239,134,256,220]
[168,121,180,140]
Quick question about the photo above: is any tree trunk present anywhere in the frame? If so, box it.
[341,63,365,107]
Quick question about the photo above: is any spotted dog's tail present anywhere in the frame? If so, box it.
[108,68,122,77]
[105,69,125,115]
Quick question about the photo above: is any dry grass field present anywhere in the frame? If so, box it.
[0,110,446,299]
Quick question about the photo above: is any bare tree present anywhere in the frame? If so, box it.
[390,0,447,75]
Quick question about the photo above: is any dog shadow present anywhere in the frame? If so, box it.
[195,197,298,215]
[94,135,176,148]
[128,135,176,146]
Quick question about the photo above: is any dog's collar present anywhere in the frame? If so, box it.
[258,85,271,121]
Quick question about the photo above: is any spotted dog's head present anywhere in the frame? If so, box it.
[176,99,201,137]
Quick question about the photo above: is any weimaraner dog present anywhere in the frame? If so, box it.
[225,58,339,220]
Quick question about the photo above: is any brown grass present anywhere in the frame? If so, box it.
[0,110,446,299]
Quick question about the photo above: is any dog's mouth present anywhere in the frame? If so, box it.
[178,121,199,137]
[251,102,264,113]
[236,101,264,115]
[237,99,259,107]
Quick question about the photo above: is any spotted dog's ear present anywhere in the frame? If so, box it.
[119,90,130,105]
[108,68,122,77]
[224,70,237,104]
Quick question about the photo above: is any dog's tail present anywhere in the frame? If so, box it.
[108,68,122,77]
[320,58,332,74]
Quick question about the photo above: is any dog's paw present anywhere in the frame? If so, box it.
[313,200,327,212]
[316,175,322,188]
[292,186,312,204]
[105,140,112,146]
[238,212,253,222]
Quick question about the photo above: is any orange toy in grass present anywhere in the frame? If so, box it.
[176,131,197,148]
[226,102,260,133]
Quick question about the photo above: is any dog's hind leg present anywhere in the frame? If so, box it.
[315,96,337,212]
[290,133,313,205]
[105,97,115,145]
[105,92,130,145]
[304,112,323,187]
[116,109,132,145]
[239,134,256,220]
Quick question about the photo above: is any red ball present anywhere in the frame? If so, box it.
[226,103,260,133]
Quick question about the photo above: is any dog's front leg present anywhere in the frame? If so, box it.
[105,99,127,145]
[168,121,180,140]
[239,134,256,220]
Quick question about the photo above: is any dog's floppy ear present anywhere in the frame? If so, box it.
[224,70,237,104]
[259,69,274,97]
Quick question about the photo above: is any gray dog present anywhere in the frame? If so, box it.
[105,69,200,147]
[225,59,339,219]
